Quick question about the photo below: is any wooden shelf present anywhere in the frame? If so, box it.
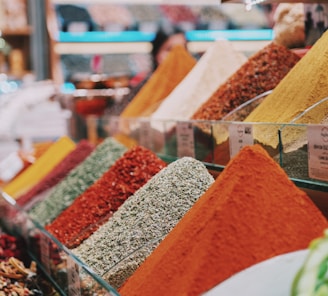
[1,26,32,36]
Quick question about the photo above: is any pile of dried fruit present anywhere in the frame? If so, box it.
[0,257,43,295]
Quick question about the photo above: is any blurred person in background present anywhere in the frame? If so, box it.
[131,24,187,85]
[150,25,187,71]
[106,24,188,116]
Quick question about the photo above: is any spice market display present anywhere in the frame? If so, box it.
[45,145,167,248]
[27,137,127,226]
[1,1,328,295]
[72,156,215,290]
[118,144,328,296]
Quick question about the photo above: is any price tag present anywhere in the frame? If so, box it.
[67,256,81,296]
[307,125,328,181]
[0,152,24,182]
[40,233,51,274]
[176,122,195,158]
[139,120,152,150]
[229,124,253,158]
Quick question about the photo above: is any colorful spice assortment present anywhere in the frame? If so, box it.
[73,157,215,289]
[46,146,167,249]
[245,30,328,150]
[120,45,196,118]
[119,145,328,296]
[151,40,246,127]
[191,42,300,123]
[3,136,76,199]
[16,140,95,209]
[28,137,127,226]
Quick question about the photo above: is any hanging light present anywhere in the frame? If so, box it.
[244,0,267,11]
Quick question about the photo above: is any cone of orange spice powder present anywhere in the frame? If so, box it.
[120,45,196,118]
[119,144,328,296]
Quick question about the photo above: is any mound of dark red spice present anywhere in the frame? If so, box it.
[192,42,301,122]
[46,145,167,249]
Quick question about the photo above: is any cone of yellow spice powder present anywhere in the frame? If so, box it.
[244,30,328,151]
[3,136,76,199]
[120,45,196,118]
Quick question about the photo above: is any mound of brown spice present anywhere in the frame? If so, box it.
[45,146,166,248]
[119,144,328,296]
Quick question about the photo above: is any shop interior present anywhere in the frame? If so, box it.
[1,0,328,295]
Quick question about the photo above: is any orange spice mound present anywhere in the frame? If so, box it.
[119,144,328,296]
[120,45,196,118]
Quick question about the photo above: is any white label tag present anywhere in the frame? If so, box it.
[307,125,328,181]
[139,120,152,150]
[176,121,195,158]
[0,152,24,182]
[68,22,88,33]
[229,124,253,158]
[67,256,81,296]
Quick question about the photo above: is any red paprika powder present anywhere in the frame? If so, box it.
[46,146,167,249]
[119,144,328,296]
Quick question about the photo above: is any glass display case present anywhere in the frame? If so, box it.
[0,190,120,296]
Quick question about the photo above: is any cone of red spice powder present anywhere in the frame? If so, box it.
[46,145,167,249]
[119,144,328,296]
[16,140,95,209]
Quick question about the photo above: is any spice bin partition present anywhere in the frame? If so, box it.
[279,96,328,185]
[222,90,273,122]
[103,115,328,208]
[0,190,120,296]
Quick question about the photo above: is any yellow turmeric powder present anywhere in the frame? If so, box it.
[120,45,196,118]
[245,30,328,151]
[4,136,76,199]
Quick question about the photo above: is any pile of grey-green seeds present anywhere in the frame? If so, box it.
[72,156,215,289]
[28,137,127,226]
